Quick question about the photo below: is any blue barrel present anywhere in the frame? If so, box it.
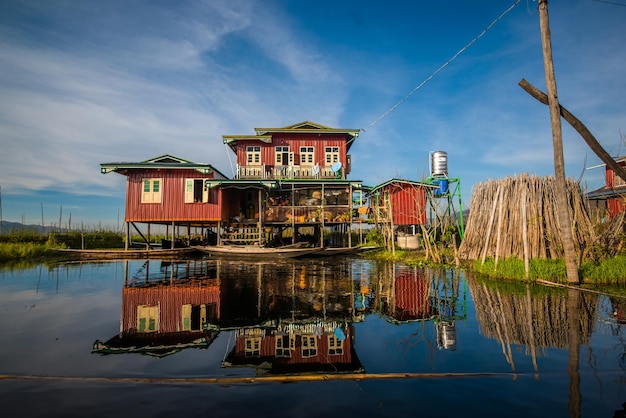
[434,179,449,196]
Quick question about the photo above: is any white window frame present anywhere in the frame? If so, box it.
[325,147,340,165]
[245,337,261,357]
[185,179,210,203]
[275,146,294,166]
[246,146,261,165]
[275,334,294,358]
[141,178,162,203]
[301,335,318,358]
[328,334,344,355]
[300,146,315,165]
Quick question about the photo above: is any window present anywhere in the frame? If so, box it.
[328,335,344,355]
[300,146,314,165]
[246,146,261,164]
[141,178,162,203]
[137,305,159,333]
[275,146,294,166]
[301,335,317,358]
[275,334,294,358]
[245,337,261,357]
[325,147,340,165]
[185,179,210,203]
[182,304,206,331]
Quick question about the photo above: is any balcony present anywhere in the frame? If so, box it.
[236,164,345,180]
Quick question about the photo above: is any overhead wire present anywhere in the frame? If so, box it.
[361,0,522,133]
[591,0,626,6]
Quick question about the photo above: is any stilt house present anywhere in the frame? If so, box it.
[587,156,626,219]
[101,121,364,248]
[211,121,363,247]
[100,154,227,248]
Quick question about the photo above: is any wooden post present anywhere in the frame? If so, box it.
[320,183,325,247]
[125,222,129,250]
[217,220,222,245]
[538,0,579,284]
[171,221,175,249]
[348,184,353,248]
[258,189,263,246]
[292,184,296,245]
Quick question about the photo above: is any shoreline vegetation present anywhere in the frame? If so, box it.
[1,229,625,289]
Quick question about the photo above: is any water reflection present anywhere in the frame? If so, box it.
[467,276,597,373]
[92,258,467,375]
[2,258,626,416]
[93,260,220,357]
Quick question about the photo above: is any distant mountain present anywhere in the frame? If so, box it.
[0,220,56,234]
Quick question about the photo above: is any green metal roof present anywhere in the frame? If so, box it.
[100,154,228,178]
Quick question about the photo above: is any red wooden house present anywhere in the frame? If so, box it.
[101,122,364,249]
[100,154,227,247]
[587,156,626,219]
[368,178,432,226]
[210,121,363,247]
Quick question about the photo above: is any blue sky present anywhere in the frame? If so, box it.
[1,0,625,229]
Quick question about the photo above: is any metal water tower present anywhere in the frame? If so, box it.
[427,150,465,239]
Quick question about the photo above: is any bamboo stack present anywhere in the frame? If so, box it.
[459,174,597,261]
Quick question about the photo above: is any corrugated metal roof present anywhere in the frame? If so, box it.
[100,154,228,179]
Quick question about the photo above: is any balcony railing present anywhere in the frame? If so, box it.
[236,164,345,180]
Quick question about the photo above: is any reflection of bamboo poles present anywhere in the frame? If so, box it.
[481,283,515,370]
[525,285,538,375]
[468,273,596,353]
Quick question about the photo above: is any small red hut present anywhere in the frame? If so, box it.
[100,154,227,248]
[368,178,433,226]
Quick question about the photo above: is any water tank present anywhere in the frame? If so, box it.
[433,178,449,196]
[431,151,448,177]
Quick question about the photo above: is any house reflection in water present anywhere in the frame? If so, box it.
[374,265,465,351]
[92,259,466,369]
[218,259,364,375]
[222,321,362,375]
[93,260,221,357]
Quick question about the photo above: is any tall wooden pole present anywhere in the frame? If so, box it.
[538,0,579,284]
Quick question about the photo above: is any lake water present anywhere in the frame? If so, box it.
[0,256,624,418]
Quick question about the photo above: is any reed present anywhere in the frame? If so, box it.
[0,242,50,262]
[47,231,125,249]
[580,255,626,285]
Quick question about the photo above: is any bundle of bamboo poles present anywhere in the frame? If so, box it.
[459,174,597,261]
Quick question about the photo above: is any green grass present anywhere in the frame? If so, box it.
[47,231,125,249]
[0,242,52,262]
[580,255,626,285]
[472,256,626,285]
